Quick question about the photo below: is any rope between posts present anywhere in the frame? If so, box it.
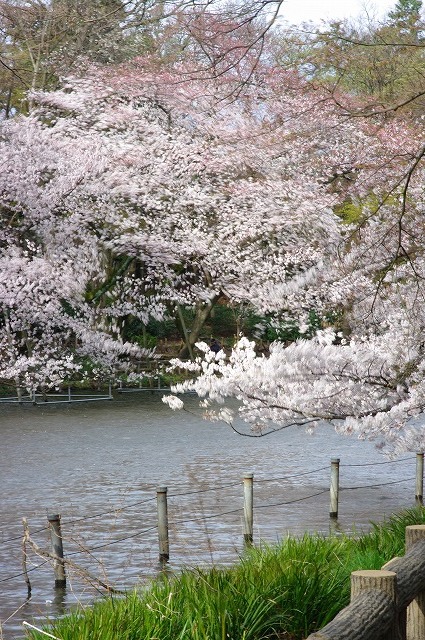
[255,466,329,483]
[343,456,415,467]
[170,507,243,525]
[0,561,49,584]
[341,477,416,490]
[255,489,329,509]
[169,465,331,494]
[169,481,241,497]
[65,525,159,555]
[0,526,49,545]
[62,496,157,526]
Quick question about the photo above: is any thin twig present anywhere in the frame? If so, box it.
[22,621,61,639]
[21,518,32,598]
[24,522,125,595]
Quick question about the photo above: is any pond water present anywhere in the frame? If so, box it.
[0,391,417,639]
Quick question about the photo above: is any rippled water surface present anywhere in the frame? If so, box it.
[0,391,417,638]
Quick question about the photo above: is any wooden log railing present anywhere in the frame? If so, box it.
[306,525,425,640]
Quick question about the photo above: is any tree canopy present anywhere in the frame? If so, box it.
[2,0,425,453]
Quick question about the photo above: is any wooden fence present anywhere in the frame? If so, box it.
[306,524,425,640]
[2,458,425,637]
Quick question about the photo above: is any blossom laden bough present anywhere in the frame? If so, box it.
[164,319,425,456]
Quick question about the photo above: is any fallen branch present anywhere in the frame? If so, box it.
[22,519,125,595]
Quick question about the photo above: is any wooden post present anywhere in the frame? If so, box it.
[351,569,396,600]
[406,525,425,640]
[306,569,397,640]
[330,458,340,519]
[382,557,406,640]
[351,570,398,640]
[157,487,169,563]
[243,473,254,545]
[415,454,423,506]
[47,514,66,587]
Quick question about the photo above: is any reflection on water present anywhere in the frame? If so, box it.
[0,392,417,638]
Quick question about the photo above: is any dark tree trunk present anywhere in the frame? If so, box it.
[177,295,220,359]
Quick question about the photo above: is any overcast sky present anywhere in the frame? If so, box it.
[279,0,398,25]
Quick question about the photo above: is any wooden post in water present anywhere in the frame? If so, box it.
[243,473,254,545]
[329,458,340,519]
[415,453,424,506]
[47,514,66,587]
[157,487,169,563]
[406,525,425,640]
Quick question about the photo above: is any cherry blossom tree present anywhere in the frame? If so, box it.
[0,134,151,393]
[0,61,345,391]
[162,70,425,455]
[4,41,424,457]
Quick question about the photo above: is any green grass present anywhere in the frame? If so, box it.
[26,507,425,640]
